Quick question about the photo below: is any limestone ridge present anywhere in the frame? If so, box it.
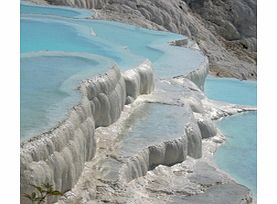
[20,60,154,204]
[37,0,256,80]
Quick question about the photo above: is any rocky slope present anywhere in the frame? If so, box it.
[29,0,257,80]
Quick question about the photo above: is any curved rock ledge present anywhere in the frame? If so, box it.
[113,77,222,186]
[123,60,154,104]
[20,61,154,204]
[184,57,209,91]
[120,135,188,183]
[171,56,209,91]
[117,102,202,184]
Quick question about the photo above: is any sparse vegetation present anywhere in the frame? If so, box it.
[23,183,63,204]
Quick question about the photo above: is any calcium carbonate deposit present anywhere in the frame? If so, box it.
[21,2,256,204]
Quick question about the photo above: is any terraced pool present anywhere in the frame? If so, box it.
[20,2,205,140]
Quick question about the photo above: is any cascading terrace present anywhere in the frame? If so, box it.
[20,1,257,203]
[20,55,213,204]
[20,2,232,203]
[20,60,154,204]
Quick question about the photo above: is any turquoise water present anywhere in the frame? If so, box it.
[20,19,124,64]
[20,3,205,140]
[205,76,257,195]
[21,53,114,139]
[216,112,257,195]
[20,14,204,73]
[205,76,257,106]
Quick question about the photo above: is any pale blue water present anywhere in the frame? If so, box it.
[20,3,205,140]
[20,19,124,63]
[21,53,114,139]
[216,112,257,195]
[20,14,204,73]
[205,76,257,106]
[205,76,257,195]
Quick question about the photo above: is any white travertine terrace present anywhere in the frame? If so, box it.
[21,1,256,203]
[118,103,202,184]
[20,60,154,203]
[20,56,209,203]
[185,57,209,91]
[55,57,256,203]
[20,43,255,203]
[123,60,154,104]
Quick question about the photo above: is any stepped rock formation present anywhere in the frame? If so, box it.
[20,52,223,204]
[21,2,256,203]
[20,49,254,203]
[31,0,257,80]
[56,60,254,203]
[20,61,155,204]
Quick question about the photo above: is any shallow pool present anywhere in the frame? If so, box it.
[216,112,257,195]
[116,103,186,157]
[21,52,114,139]
[205,76,257,195]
